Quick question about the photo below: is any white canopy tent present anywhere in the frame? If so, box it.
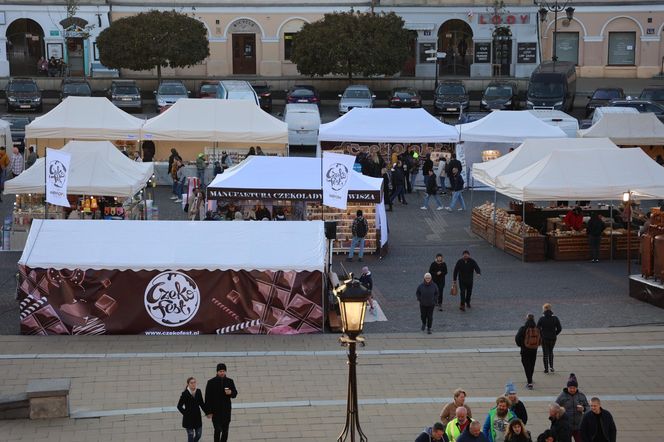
[4,140,153,197]
[456,110,567,184]
[578,112,664,145]
[528,110,579,138]
[19,220,325,272]
[318,108,459,144]
[0,119,14,148]
[472,138,619,188]
[25,96,144,143]
[495,148,664,201]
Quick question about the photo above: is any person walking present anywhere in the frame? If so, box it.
[421,169,445,210]
[452,250,481,311]
[537,303,562,374]
[447,168,466,211]
[0,146,8,202]
[556,374,589,442]
[205,363,238,442]
[429,254,448,311]
[389,161,407,206]
[505,382,528,424]
[195,153,207,187]
[482,396,515,442]
[549,403,572,442]
[177,377,206,442]
[409,149,420,191]
[440,389,473,426]
[515,314,540,390]
[586,213,605,263]
[457,421,489,442]
[8,145,24,178]
[504,419,532,442]
[175,159,187,203]
[579,397,616,442]
[382,167,393,211]
[445,407,475,442]
[415,422,449,442]
[26,146,38,169]
[437,156,448,194]
[416,273,439,334]
[446,153,462,179]
[359,266,375,313]
[347,210,369,262]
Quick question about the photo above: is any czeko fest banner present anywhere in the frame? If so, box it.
[45,148,71,208]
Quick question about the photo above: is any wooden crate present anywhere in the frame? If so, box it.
[504,230,546,262]
[612,233,640,259]
[547,235,611,261]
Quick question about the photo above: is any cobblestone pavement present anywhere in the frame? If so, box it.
[0,327,662,441]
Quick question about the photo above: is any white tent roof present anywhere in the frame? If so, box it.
[19,220,326,272]
[578,112,664,145]
[208,156,383,194]
[4,140,153,197]
[25,96,144,140]
[0,119,13,147]
[472,137,619,187]
[457,110,567,143]
[318,108,459,143]
[140,99,287,144]
[527,109,579,138]
[495,148,664,201]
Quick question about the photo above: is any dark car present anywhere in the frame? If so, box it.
[1,115,31,148]
[480,82,518,111]
[639,86,664,106]
[286,85,320,105]
[60,78,92,101]
[457,112,490,124]
[585,88,624,117]
[433,81,469,115]
[107,80,142,112]
[5,78,42,112]
[608,99,664,123]
[388,88,421,108]
[252,83,273,113]
[198,80,219,98]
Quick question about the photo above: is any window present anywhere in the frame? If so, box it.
[284,33,296,60]
[419,42,436,63]
[608,32,636,66]
[554,32,579,65]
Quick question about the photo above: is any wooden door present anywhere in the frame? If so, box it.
[232,34,256,75]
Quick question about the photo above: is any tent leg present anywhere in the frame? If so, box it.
[610,203,613,262]
[522,202,526,263]
[492,189,497,247]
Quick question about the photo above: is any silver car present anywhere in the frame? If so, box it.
[108,80,142,112]
[338,85,375,115]
[154,80,190,113]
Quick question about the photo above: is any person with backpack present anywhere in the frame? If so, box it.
[347,210,369,262]
[515,314,540,390]
[537,303,562,374]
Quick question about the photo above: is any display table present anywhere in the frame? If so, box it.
[546,231,638,261]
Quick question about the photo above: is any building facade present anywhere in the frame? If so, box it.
[0,0,662,79]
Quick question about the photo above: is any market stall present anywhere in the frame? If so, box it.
[206,156,386,254]
[3,141,154,250]
[16,220,326,335]
[25,96,144,156]
[493,148,664,260]
[578,112,664,160]
[456,110,567,184]
[141,99,288,170]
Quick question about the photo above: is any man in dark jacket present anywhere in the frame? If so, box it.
[429,254,448,311]
[389,161,407,206]
[579,397,616,442]
[422,169,444,210]
[422,153,434,176]
[416,273,439,334]
[447,168,466,211]
[549,403,572,442]
[537,303,562,373]
[205,363,238,442]
[556,373,589,442]
[457,421,489,442]
[586,213,605,263]
[446,153,462,177]
[505,382,528,423]
[514,314,539,390]
[453,250,481,311]
[416,422,449,442]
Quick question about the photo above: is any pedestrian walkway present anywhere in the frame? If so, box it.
[0,326,662,441]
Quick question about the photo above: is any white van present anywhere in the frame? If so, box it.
[218,80,259,106]
[284,103,321,148]
[528,109,579,138]
[591,106,639,126]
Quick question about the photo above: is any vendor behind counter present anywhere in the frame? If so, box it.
[563,206,584,231]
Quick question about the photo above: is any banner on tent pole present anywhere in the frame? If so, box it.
[45,148,71,208]
[322,152,356,210]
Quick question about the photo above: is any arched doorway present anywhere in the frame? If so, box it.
[438,19,473,76]
[229,19,260,75]
[6,19,45,76]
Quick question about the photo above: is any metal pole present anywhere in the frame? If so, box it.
[492,189,497,247]
[610,203,613,261]
[337,340,367,442]
[552,7,558,62]
[627,200,631,275]
[435,50,439,90]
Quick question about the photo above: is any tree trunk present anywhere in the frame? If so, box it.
[157,64,162,84]
[347,59,352,82]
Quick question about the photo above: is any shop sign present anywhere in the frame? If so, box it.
[206,188,380,202]
[474,42,491,63]
[478,13,530,25]
[320,141,454,158]
[50,30,60,37]
[517,42,537,63]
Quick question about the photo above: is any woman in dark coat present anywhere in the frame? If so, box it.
[515,314,539,390]
[537,303,562,374]
[177,377,206,442]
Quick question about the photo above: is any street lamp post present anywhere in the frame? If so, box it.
[425,48,440,90]
[537,0,574,62]
[623,192,632,275]
[334,276,370,442]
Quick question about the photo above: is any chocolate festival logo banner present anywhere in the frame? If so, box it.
[322,152,356,210]
[320,141,454,158]
[45,148,71,208]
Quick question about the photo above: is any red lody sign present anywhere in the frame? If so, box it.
[478,13,530,25]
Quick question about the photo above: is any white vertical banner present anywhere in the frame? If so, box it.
[322,152,356,210]
[45,148,71,208]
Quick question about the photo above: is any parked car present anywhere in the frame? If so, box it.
[5,78,42,112]
[388,88,421,108]
[154,80,190,113]
[252,83,273,113]
[1,114,31,148]
[198,80,220,98]
[284,103,321,148]
[639,86,664,106]
[585,87,624,117]
[107,79,142,112]
[457,112,490,124]
[218,80,259,106]
[480,82,518,111]
[60,78,92,101]
[433,81,469,115]
[526,61,577,112]
[590,106,639,126]
[286,85,320,105]
[338,85,375,115]
[607,99,664,122]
